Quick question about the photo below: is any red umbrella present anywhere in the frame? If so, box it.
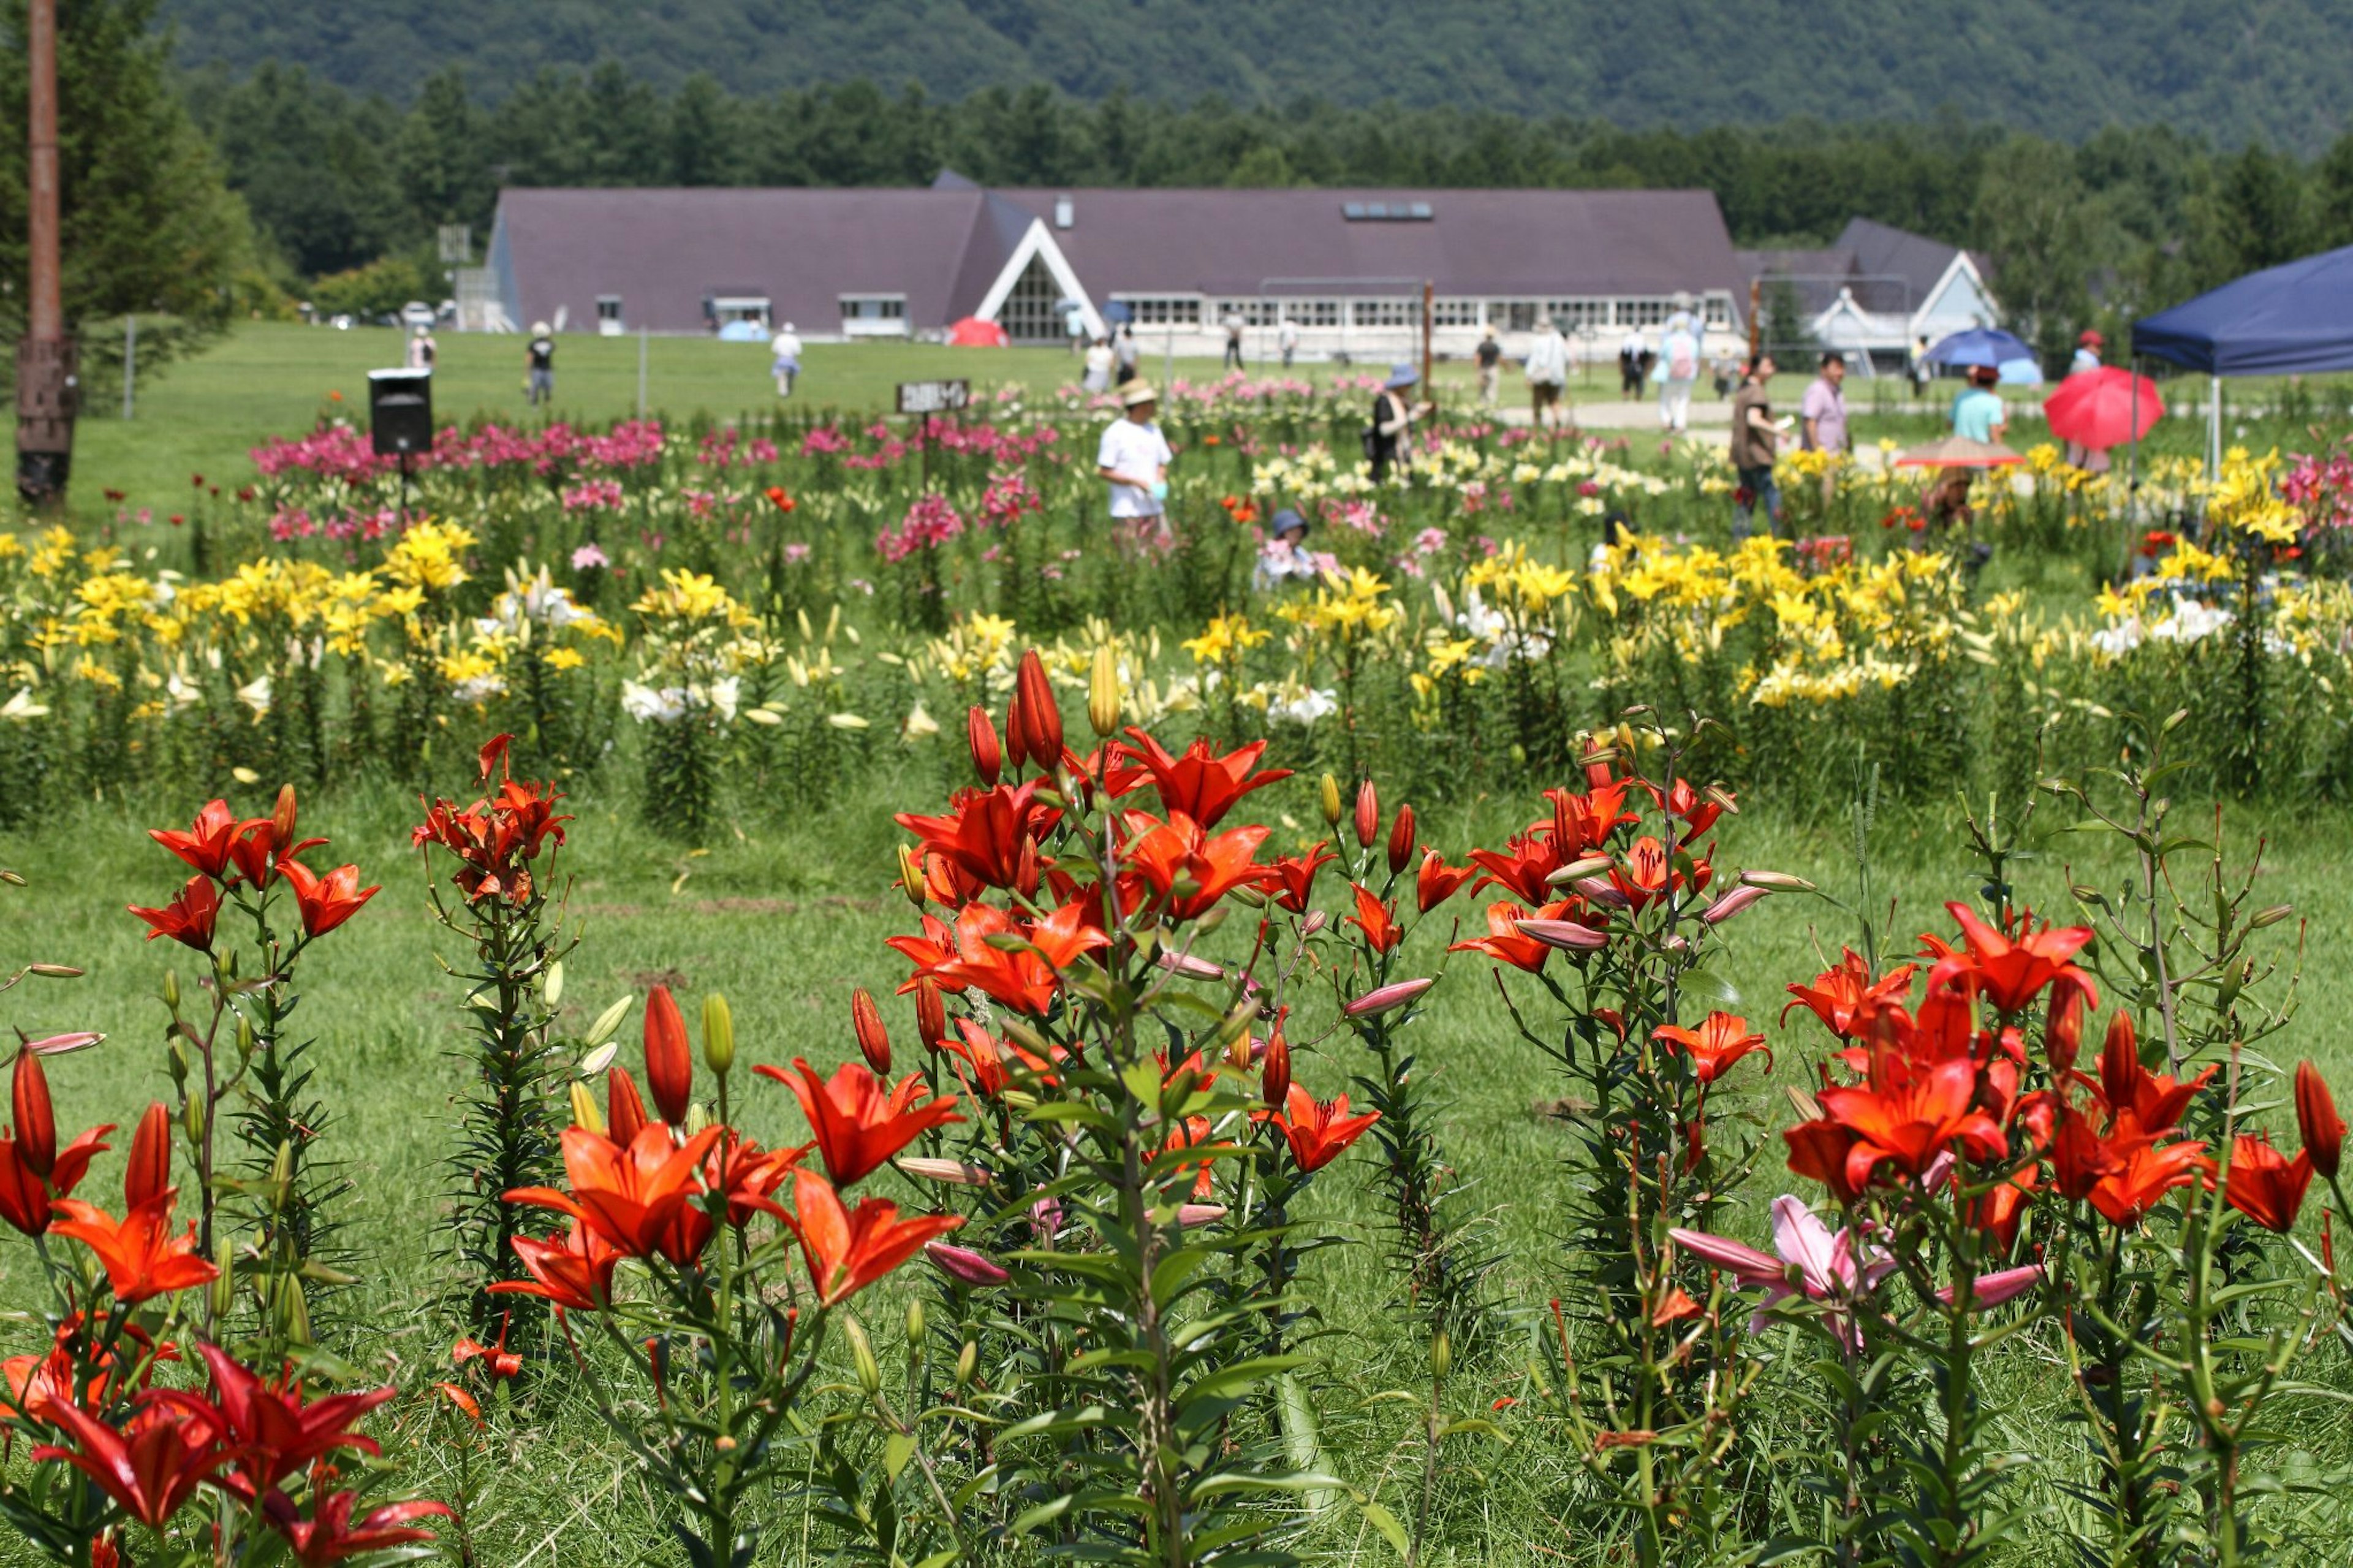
[947,317,1009,347]
[2044,366,2164,450]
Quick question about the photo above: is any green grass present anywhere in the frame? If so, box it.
[4,758,2345,1563]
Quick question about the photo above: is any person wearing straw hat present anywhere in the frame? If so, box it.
[1368,363,1434,483]
[1097,380,1175,546]
[525,322,556,407]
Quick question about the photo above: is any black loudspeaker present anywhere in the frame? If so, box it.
[367,368,433,458]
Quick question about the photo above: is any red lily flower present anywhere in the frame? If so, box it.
[757,1059,961,1187]
[0,1049,113,1237]
[504,1123,726,1265]
[936,1018,1066,1100]
[2223,1134,2313,1233]
[1968,1164,2039,1252]
[490,1219,623,1312]
[642,983,694,1126]
[1014,648,1064,763]
[1117,811,1270,920]
[1416,850,1476,912]
[186,1343,393,1501]
[2096,1013,2213,1134]
[915,899,1108,1016]
[1924,902,2096,1017]
[1815,1057,2007,1191]
[1783,1118,1865,1204]
[1120,730,1291,827]
[1782,949,1920,1040]
[1264,841,1335,914]
[1159,1113,1220,1200]
[412,778,571,906]
[1608,835,1707,909]
[2088,1135,2210,1228]
[1652,1012,1771,1086]
[279,859,378,939]
[1466,827,1566,904]
[884,913,961,991]
[222,819,328,891]
[48,1194,219,1305]
[1449,900,1576,973]
[125,1102,170,1210]
[851,988,892,1074]
[452,1316,523,1382]
[784,1168,962,1306]
[1662,778,1726,846]
[262,1491,452,1566]
[709,1132,808,1228]
[1346,883,1401,953]
[32,1392,237,1530]
[149,800,251,880]
[894,780,1060,892]
[127,874,220,950]
[1264,1084,1381,1173]
[1547,780,1637,854]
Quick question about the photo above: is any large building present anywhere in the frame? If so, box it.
[480,172,1748,362]
[1738,218,1999,373]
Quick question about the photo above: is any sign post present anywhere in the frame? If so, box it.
[898,381,972,494]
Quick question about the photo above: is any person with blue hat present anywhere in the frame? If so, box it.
[1253,507,1322,593]
[1367,363,1434,483]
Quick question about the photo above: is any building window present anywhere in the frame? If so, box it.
[1115,295,1202,327]
[1546,299,1611,330]
[841,295,905,320]
[1214,298,1294,328]
[1700,292,1735,330]
[1433,298,1483,328]
[1341,200,1435,221]
[996,255,1064,343]
[596,295,623,323]
[1270,299,1339,327]
[1499,301,1539,331]
[1350,298,1419,328]
[1616,298,1670,328]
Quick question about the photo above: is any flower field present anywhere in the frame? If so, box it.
[2,379,2353,1565]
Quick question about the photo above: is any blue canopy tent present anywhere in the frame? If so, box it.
[2132,243,2353,474]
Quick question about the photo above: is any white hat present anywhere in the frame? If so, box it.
[531,321,550,336]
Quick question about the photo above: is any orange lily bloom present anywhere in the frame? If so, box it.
[1449,900,1575,973]
[893,780,1060,891]
[1923,901,2096,1017]
[489,1219,622,1312]
[1346,883,1401,953]
[1263,841,1335,914]
[188,1343,394,1501]
[504,1123,726,1265]
[1814,1057,2007,1191]
[2223,1134,2313,1233]
[0,1049,113,1237]
[279,859,379,939]
[32,1392,237,1530]
[757,1059,961,1187]
[48,1194,219,1305]
[784,1168,963,1306]
[149,800,251,881]
[916,899,1108,1016]
[1264,1084,1382,1173]
[1116,811,1271,921]
[1120,730,1290,828]
[261,1491,451,1566]
[2087,1135,2210,1229]
[2096,1013,2213,1134]
[1466,827,1567,904]
[1652,1012,1771,1086]
[127,874,220,952]
[1416,850,1476,912]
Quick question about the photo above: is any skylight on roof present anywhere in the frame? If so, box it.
[1342,200,1433,222]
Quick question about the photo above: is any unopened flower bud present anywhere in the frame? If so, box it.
[1016,648,1063,762]
[569,1080,606,1135]
[896,844,925,908]
[1319,773,1343,827]
[906,1297,925,1343]
[966,705,1002,786]
[1088,643,1121,737]
[1431,1330,1452,1381]
[851,987,891,1074]
[271,783,299,849]
[702,993,736,1078]
[2298,1059,2344,1179]
[210,1236,235,1323]
[914,979,947,1053]
[925,1239,1011,1287]
[1345,977,1434,1018]
[843,1314,882,1396]
[955,1340,978,1386]
[161,971,180,1010]
[1354,779,1379,849]
[1739,869,1817,893]
[1387,804,1416,876]
[1002,692,1029,773]
[1262,1026,1292,1107]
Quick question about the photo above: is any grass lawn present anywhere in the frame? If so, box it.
[2,760,2338,1562]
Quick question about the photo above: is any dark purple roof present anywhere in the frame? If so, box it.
[490,184,1743,333]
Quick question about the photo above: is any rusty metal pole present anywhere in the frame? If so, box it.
[1746,278,1762,360]
[16,0,77,504]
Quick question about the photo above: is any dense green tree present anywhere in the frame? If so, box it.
[1973,137,2103,369]
[396,67,496,234]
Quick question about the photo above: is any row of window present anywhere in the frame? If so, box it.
[587,294,909,327]
[1113,295,1738,330]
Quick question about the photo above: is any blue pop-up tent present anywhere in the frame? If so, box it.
[2132,244,2353,471]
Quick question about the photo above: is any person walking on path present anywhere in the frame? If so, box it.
[1097,381,1175,548]
[1082,337,1114,395]
[1729,353,1783,542]
[1475,324,1503,407]
[771,321,803,398]
[1951,363,2007,444]
[1619,325,1651,398]
[1066,301,1089,355]
[1113,325,1142,386]
[525,322,556,407]
[1278,317,1300,369]
[1524,317,1571,433]
[1657,312,1701,432]
[1221,307,1246,371]
[1800,351,1849,506]
[1368,363,1434,483]
[406,324,436,371]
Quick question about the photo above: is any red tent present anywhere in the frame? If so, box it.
[947,317,1009,347]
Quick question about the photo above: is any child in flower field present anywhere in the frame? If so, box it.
[1252,507,1320,593]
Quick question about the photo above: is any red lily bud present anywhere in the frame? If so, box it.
[1387,804,1415,877]
[643,985,693,1124]
[915,979,947,1053]
[851,987,892,1075]
[2045,982,2085,1075]
[1354,779,1379,850]
[2297,1059,2344,1180]
[607,1066,649,1143]
[10,1049,54,1178]
[1015,835,1040,900]
[126,1102,170,1208]
[1262,1026,1291,1108]
[1002,692,1029,773]
[271,782,300,850]
[1016,649,1063,764]
[966,705,1001,787]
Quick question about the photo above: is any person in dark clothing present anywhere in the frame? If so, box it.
[1369,363,1433,483]
[525,322,556,406]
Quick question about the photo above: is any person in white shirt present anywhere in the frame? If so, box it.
[1096,381,1175,545]
[1278,318,1300,368]
[1657,313,1700,432]
[1523,318,1571,432]
[1082,338,1114,395]
[2070,328,2104,377]
[771,323,803,398]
